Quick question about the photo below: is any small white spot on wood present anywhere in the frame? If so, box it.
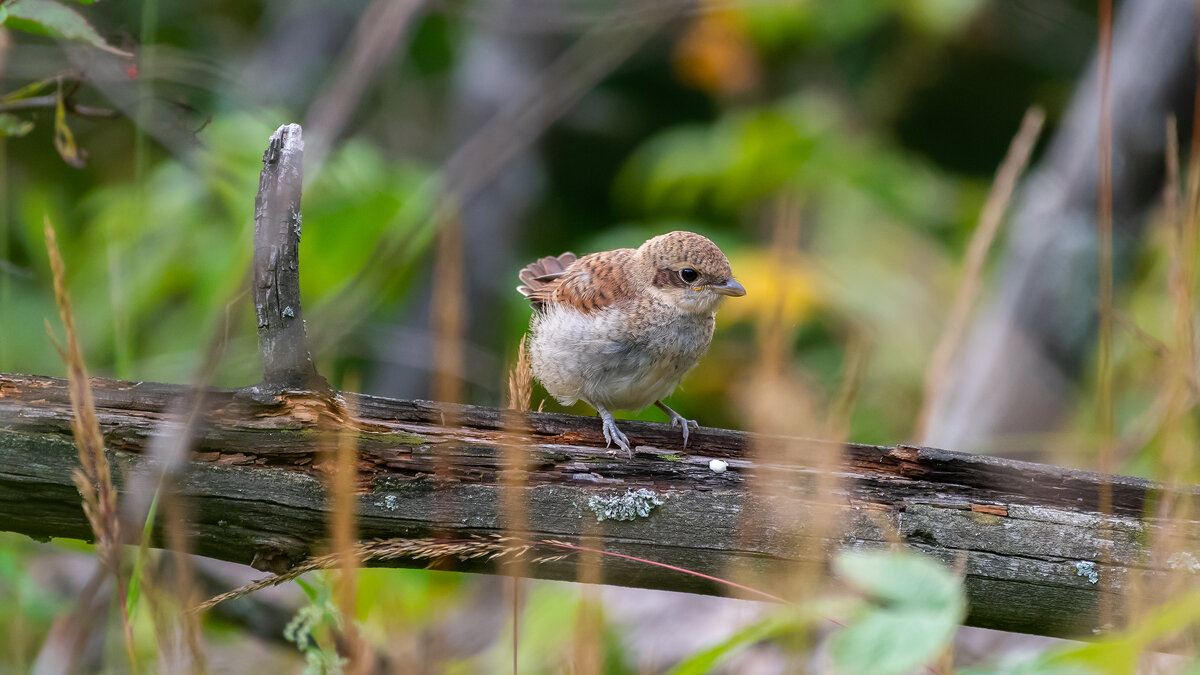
[709,459,728,473]
[588,488,664,522]
[379,494,398,511]
[1074,561,1099,584]
[283,306,295,318]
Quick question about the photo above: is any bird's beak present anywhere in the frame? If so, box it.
[709,279,746,297]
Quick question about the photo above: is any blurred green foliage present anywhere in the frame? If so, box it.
[831,551,966,674]
[6,0,1200,672]
[3,112,434,385]
[2,0,120,57]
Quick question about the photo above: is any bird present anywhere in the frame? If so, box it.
[517,231,746,456]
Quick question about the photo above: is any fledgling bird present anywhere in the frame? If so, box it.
[517,231,746,456]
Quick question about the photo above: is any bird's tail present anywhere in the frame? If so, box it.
[517,252,576,309]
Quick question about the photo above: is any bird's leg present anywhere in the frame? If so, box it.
[592,403,632,457]
[655,401,699,448]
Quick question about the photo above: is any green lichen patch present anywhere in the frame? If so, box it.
[1074,561,1099,584]
[587,488,665,522]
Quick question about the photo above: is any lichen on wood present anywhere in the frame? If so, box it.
[588,488,665,521]
[3,372,1199,639]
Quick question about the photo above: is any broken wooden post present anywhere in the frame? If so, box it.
[252,124,327,393]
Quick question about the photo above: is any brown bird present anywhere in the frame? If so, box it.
[517,231,746,455]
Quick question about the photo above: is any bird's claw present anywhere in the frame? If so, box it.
[601,415,632,458]
[668,414,699,448]
[655,401,699,449]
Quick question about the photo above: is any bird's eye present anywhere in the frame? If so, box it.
[679,268,699,283]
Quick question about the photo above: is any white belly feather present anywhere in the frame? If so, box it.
[528,303,714,412]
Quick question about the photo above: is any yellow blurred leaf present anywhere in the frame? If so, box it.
[53,79,85,168]
[722,249,822,325]
[673,7,760,97]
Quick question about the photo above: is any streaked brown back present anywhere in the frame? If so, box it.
[517,249,637,314]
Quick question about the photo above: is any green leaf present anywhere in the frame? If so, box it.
[53,82,86,168]
[665,611,815,675]
[125,489,162,612]
[295,577,319,602]
[0,113,34,138]
[834,550,963,611]
[831,551,966,675]
[3,77,57,103]
[831,609,958,675]
[4,0,129,55]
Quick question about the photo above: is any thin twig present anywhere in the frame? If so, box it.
[303,0,426,171]
[1095,0,1115,629]
[0,94,117,117]
[916,106,1045,440]
[192,536,790,613]
[544,541,789,605]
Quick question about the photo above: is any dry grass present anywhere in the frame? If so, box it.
[429,212,464,575]
[303,0,424,170]
[327,383,370,673]
[1095,0,1115,628]
[193,536,561,613]
[826,330,870,440]
[431,211,465,407]
[506,338,533,412]
[733,195,834,660]
[502,338,534,673]
[916,106,1044,440]
[427,208,467,669]
[1128,109,1200,633]
[191,535,791,616]
[44,218,119,564]
[43,217,138,670]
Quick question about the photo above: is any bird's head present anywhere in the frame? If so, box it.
[640,231,746,315]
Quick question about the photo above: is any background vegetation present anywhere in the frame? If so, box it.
[3,0,1198,672]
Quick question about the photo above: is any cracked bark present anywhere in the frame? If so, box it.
[252,124,327,393]
[2,372,1197,639]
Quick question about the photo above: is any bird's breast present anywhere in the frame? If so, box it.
[528,302,714,411]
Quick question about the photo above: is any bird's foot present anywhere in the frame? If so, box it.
[597,407,632,458]
[655,401,699,448]
[671,414,700,448]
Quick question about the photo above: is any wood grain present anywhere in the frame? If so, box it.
[1,372,1195,638]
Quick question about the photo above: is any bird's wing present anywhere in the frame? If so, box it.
[517,249,637,314]
[517,252,576,308]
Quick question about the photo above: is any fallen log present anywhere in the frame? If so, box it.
[1,371,1192,639]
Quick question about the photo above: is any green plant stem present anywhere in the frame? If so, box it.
[126,489,161,612]
[0,136,8,370]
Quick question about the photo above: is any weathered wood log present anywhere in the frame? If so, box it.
[1,371,1196,639]
[252,124,326,393]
